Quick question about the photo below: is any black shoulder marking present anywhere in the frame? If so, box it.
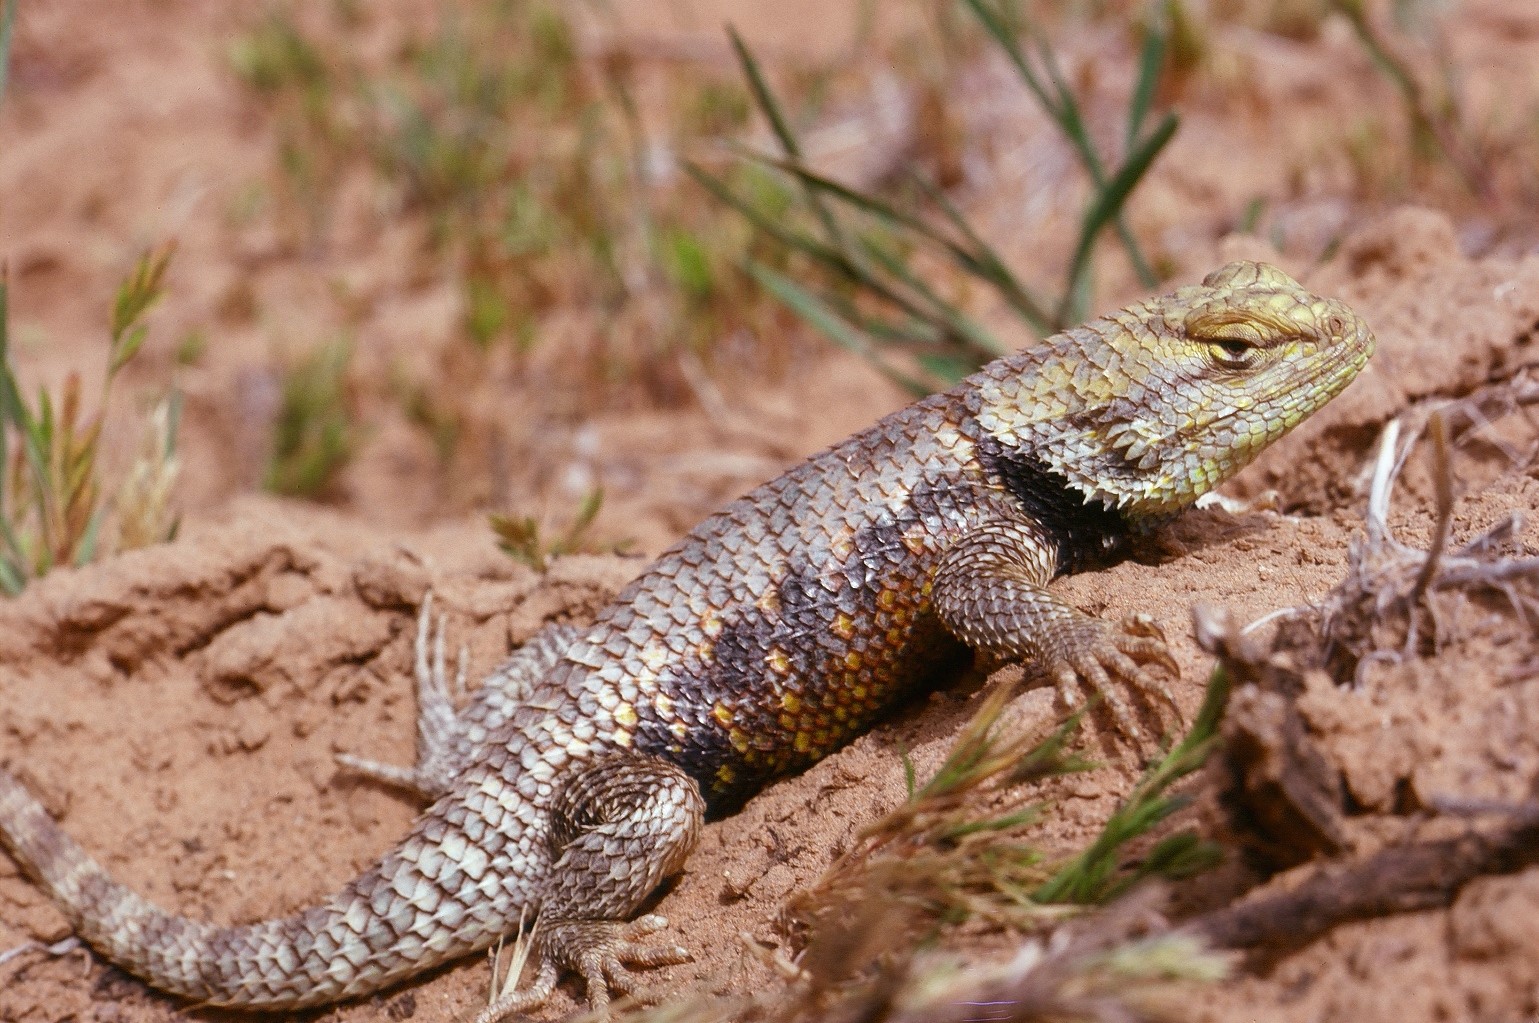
[974,433,1128,574]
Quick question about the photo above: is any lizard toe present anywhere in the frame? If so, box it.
[1103,639,1183,721]
[1109,632,1179,676]
[1053,662,1084,709]
[1064,648,1146,748]
[1046,614,1191,749]
[473,955,558,1023]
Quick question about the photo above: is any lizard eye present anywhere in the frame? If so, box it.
[1207,337,1255,367]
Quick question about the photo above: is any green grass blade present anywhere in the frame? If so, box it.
[964,0,1162,289]
[163,388,183,460]
[691,164,924,328]
[690,160,951,334]
[853,234,1005,361]
[766,157,1034,316]
[1127,20,1167,148]
[727,27,850,255]
[757,155,1053,342]
[0,0,15,114]
[747,260,935,396]
[961,0,1057,117]
[0,554,23,596]
[1035,35,1102,176]
[1058,111,1178,325]
[727,26,801,160]
[751,152,952,236]
[684,162,852,274]
[0,275,8,520]
[73,505,103,567]
[906,172,1055,334]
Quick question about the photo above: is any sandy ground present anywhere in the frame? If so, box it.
[4,2,1539,1022]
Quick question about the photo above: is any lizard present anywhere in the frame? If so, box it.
[0,261,1375,1019]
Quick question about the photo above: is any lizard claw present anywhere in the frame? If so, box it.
[335,593,468,800]
[1120,612,1167,644]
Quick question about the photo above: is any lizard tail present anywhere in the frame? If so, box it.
[0,765,526,1008]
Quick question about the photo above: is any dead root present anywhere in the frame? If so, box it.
[1189,798,1539,962]
[1315,369,1539,686]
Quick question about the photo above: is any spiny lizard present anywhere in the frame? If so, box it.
[0,261,1374,1018]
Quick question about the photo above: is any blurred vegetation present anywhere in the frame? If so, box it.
[490,485,633,571]
[228,1,779,375]
[0,248,180,593]
[264,337,360,498]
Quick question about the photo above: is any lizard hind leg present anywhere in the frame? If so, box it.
[483,752,705,1020]
[337,593,579,799]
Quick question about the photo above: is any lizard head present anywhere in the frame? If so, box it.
[976,260,1376,524]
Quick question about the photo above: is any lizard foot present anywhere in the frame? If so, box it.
[1049,613,1181,749]
[337,592,468,799]
[476,916,689,1022]
[338,596,579,801]
[550,915,691,1013]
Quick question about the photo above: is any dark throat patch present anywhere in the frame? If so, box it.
[975,433,1128,574]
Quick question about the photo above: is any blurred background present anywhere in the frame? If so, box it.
[0,0,1533,581]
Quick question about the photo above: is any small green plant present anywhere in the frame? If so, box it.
[693,5,1179,395]
[263,338,359,498]
[785,665,1229,949]
[0,247,176,593]
[1033,665,1230,904]
[490,486,632,572]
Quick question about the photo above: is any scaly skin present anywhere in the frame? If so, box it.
[0,262,1374,1015]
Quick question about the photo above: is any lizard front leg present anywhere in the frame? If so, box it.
[931,520,1179,745]
[478,752,705,1022]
